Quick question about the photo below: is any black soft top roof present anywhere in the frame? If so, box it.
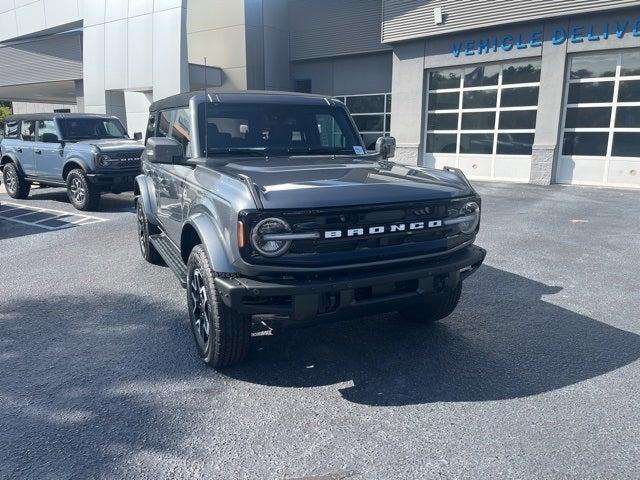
[3,113,118,123]
[149,90,337,113]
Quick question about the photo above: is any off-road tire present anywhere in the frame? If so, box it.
[136,198,162,264]
[2,162,31,199]
[66,169,100,211]
[187,245,251,368]
[399,282,463,324]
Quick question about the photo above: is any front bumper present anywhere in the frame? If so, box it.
[86,170,139,192]
[215,245,486,325]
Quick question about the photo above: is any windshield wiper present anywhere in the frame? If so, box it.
[207,148,269,157]
[286,147,358,156]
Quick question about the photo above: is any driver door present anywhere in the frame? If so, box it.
[153,108,193,244]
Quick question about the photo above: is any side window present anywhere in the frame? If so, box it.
[21,121,35,142]
[157,108,192,157]
[145,114,156,143]
[37,120,59,143]
[5,121,19,139]
[104,121,123,138]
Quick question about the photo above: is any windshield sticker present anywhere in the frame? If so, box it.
[353,146,365,155]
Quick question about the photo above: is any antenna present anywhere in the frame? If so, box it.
[204,57,208,157]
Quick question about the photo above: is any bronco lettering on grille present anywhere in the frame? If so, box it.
[324,220,443,239]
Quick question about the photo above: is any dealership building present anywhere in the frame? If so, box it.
[0,0,639,188]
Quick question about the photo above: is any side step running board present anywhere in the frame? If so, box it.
[149,234,187,287]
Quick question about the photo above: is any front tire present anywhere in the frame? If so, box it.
[136,198,162,264]
[187,245,251,369]
[66,169,100,211]
[399,282,462,324]
[2,162,31,199]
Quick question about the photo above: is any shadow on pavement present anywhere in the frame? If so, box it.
[0,216,49,240]
[2,267,639,477]
[226,265,640,406]
[15,187,135,212]
[0,294,204,479]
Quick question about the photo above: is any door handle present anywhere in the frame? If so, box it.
[34,149,42,154]
[158,176,169,186]
[16,148,22,153]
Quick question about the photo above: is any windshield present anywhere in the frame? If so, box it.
[58,118,128,141]
[198,103,363,157]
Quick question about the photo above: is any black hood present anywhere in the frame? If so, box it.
[216,156,474,209]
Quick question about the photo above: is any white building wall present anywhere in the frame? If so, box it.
[0,0,189,135]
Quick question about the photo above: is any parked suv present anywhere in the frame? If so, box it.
[136,91,486,368]
[0,113,144,210]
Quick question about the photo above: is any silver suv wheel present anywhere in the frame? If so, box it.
[4,167,17,194]
[69,177,85,203]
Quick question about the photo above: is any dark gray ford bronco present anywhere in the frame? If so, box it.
[136,91,485,368]
[1,113,144,210]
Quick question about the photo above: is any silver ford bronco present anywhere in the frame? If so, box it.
[135,91,485,368]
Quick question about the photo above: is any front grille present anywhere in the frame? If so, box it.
[285,201,450,255]
[108,151,142,168]
[240,198,477,269]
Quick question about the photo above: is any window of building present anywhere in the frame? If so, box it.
[425,59,541,161]
[21,120,36,142]
[335,93,392,150]
[157,108,193,156]
[561,51,640,159]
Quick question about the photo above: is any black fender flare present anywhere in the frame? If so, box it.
[62,157,91,180]
[0,152,24,174]
[183,213,235,273]
[134,174,160,225]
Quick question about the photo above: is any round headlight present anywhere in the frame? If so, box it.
[250,218,292,257]
[458,201,480,234]
[97,154,111,167]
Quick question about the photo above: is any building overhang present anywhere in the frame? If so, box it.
[0,80,78,104]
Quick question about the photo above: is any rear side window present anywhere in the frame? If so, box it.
[157,108,192,156]
[21,121,35,141]
[5,121,19,139]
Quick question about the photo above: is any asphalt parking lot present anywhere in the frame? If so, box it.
[1,182,639,479]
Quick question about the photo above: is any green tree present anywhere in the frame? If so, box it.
[0,101,12,123]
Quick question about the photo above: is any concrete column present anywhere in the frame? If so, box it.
[74,80,84,112]
[530,20,569,185]
[82,23,107,115]
[390,41,425,166]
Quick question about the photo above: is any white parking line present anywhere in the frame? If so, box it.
[0,201,108,230]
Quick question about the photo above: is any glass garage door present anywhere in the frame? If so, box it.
[424,60,541,181]
[557,50,640,188]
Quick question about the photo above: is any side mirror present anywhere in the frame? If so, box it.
[375,136,396,159]
[145,137,184,165]
[133,132,143,141]
[41,133,60,143]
